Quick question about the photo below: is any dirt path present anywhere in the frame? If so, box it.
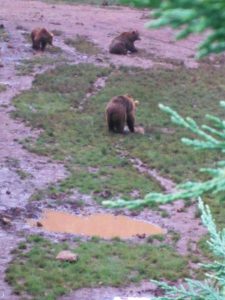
[0,0,209,299]
[0,14,67,300]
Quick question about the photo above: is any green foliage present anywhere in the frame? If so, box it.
[6,236,188,299]
[151,198,225,299]
[120,0,225,58]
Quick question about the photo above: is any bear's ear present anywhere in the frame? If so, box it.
[132,30,141,40]
[134,100,139,106]
[124,94,132,99]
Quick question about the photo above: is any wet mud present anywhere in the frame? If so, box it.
[29,210,164,238]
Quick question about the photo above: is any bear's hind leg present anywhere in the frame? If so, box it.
[108,119,115,132]
[116,120,125,134]
[127,115,135,132]
[41,40,47,51]
[32,40,40,50]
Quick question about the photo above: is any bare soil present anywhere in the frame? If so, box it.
[0,0,210,299]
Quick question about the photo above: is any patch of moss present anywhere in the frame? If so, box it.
[6,236,189,299]
[16,55,68,76]
[65,35,102,55]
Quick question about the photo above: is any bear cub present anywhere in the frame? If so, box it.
[109,30,140,55]
[31,28,54,51]
[106,94,139,134]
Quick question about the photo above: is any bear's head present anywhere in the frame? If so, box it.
[49,32,54,45]
[124,94,140,110]
[130,30,141,41]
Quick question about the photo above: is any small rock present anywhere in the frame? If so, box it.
[135,126,145,134]
[2,217,11,225]
[7,44,13,49]
[0,63,4,68]
[96,57,103,62]
[56,250,78,262]
[99,190,112,199]
[36,221,43,227]
[136,233,146,239]
[0,24,4,29]
[177,207,185,213]
[6,190,11,195]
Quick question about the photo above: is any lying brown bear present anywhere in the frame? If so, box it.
[31,28,54,51]
[109,30,140,55]
[106,94,139,133]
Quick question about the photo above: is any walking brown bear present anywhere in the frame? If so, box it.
[105,94,139,133]
[31,28,54,51]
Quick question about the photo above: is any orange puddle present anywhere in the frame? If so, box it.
[29,210,164,239]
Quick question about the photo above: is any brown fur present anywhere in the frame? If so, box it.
[31,28,54,51]
[109,30,140,55]
[105,94,139,133]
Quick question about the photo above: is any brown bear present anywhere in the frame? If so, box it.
[31,28,54,51]
[109,30,140,55]
[105,94,139,134]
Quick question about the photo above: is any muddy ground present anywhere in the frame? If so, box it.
[0,0,211,299]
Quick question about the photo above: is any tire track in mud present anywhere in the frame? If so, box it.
[122,152,207,256]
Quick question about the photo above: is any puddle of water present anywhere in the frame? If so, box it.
[29,210,164,239]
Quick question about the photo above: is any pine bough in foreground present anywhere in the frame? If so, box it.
[151,198,225,300]
[103,101,225,209]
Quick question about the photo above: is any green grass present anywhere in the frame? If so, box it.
[13,63,161,202]
[16,55,68,76]
[6,235,189,300]
[102,66,224,183]
[65,35,102,55]
[12,63,225,203]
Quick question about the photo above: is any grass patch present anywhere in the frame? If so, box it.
[13,63,161,202]
[6,235,189,299]
[65,35,102,55]
[16,54,68,76]
[99,65,224,183]
[12,63,225,203]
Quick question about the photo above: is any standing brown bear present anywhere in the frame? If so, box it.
[109,30,140,55]
[106,94,139,134]
[31,28,54,51]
